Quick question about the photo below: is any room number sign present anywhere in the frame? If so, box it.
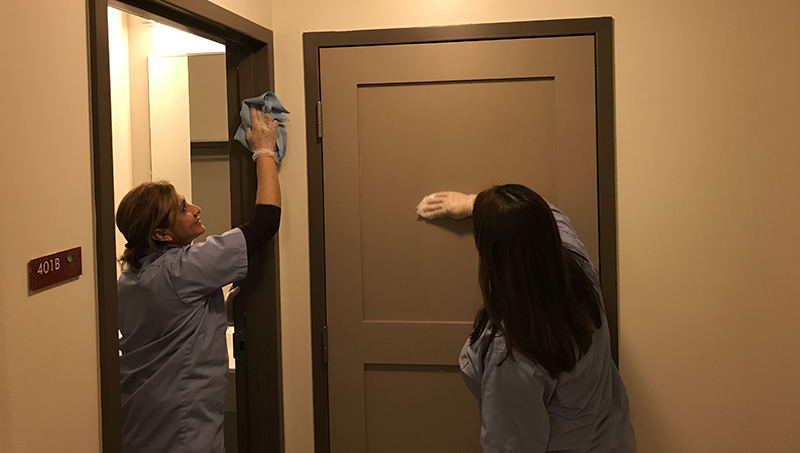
[28,247,82,293]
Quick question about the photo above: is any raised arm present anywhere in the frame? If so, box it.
[237,107,282,258]
[247,107,281,207]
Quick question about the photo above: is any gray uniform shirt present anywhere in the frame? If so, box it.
[118,229,248,453]
[459,205,636,453]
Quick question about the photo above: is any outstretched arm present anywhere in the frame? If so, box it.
[247,107,281,207]
[237,107,282,258]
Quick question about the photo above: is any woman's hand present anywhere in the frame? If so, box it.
[246,107,280,161]
[416,191,477,220]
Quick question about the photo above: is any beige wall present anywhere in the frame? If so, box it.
[0,1,101,452]
[109,8,134,261]
[272,0,800,452]
[210,0,272,29]
[147,55,193,200]
[126,14,157,186]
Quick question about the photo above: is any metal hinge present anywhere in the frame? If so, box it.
[322,325,328,364]
[316,100,323,139]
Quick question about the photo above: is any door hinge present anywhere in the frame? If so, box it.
[316,100,323,139]
[322,325,328,364]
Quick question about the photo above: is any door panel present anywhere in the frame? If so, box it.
[358,79,556,323]
[364,364,480,453]
[320,35,597,453]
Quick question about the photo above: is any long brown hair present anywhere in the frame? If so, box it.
[470,184,602,378]
[115,181,178,271]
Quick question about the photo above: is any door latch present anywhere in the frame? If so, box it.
[233,327,247,362]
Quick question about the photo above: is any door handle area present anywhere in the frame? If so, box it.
[233,327,247,362]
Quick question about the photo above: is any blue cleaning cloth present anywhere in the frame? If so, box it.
[233,92,290,162]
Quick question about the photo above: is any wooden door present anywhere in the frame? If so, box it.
[319,34,599,453]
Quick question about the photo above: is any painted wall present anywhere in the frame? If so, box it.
[210,0,272,29]
[148,55,193,200]
[271,0,800,452]
[109,8,134,262]
[0,1,101,451]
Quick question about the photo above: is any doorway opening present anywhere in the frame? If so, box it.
[88,1,283,451]
[107,7,239,449]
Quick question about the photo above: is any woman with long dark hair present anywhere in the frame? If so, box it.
[116,108,281,453]
[418,185,635,452]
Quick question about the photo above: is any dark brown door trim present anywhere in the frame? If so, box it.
[87,1,282,451]
[303,17,616,452]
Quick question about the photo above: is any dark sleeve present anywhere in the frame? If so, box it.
[547,202,591,263]
[237,204,281,258]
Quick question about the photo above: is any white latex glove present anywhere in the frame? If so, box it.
[245,109,280,162]
[416,191,477,220]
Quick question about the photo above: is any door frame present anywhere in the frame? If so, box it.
[88,1,283,451]
[303,17,617,452]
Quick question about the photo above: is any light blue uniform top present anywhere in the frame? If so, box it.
[459,205,636,452]
[118,229,248,453]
